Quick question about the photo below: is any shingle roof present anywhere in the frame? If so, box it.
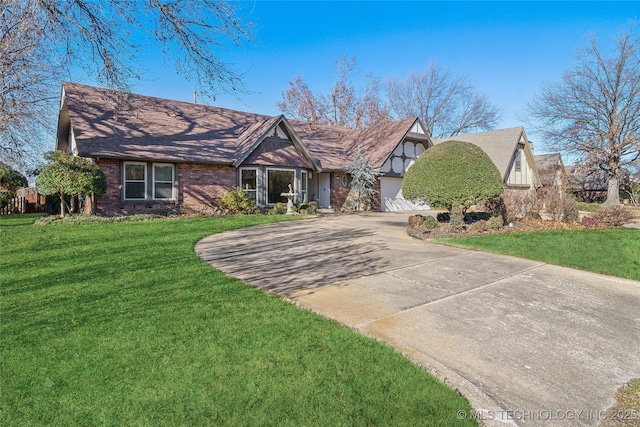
[63,82,278,164]
[432,127,525,179]
[534,153,564,187]
[61,83,422,172]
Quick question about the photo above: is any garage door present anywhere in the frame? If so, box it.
[380,177,430,212]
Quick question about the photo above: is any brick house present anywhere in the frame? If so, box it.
[55,82,433,215]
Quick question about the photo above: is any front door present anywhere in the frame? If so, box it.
[319,173,331,208]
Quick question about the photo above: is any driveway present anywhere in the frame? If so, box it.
[196,213,640,427]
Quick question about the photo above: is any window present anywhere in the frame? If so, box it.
[267,169,295,204]
[153,164,174,199]
[301,171,308,203]
[124,162,146,199]
[515,150,522,171]
[241,168,257,200]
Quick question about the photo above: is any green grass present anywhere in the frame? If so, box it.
[1,214,476,426]
[576,202,602,212]
[436,228,640,281]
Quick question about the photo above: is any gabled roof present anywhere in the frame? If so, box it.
[534,153,565,187]
[433,127,535,182]
[344,117,426,168]
[534,153,563,170]
[58,82,428,173]
[60,82,274,164]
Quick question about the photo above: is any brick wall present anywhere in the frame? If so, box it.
[96,158,122,215]
[179,163,236,214]
[94,160,237,216]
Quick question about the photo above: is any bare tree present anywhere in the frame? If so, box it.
[386,62,502,138]
[1,0,253,165]
[525,28,640,206]
[0,0,58,168]
[277,56,390,129]
[277,76,328,124]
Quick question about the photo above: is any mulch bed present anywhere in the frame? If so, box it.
[408,218,601,240]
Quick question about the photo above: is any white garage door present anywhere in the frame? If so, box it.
[380,177,430,212]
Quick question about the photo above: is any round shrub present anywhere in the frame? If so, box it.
[408,214,427,228]
[402,141,504,213]
[423,215,439,229]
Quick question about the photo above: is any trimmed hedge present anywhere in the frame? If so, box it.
[402,141,503,212]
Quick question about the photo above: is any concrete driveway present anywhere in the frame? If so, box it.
[196,213,640,426]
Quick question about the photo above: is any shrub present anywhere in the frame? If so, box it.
[423,216,439,229]
[468,219,488,233]
[484,196,507,222]
[402,141,504,214]
[449,209,464,231]
[592,205,634,227]
[408,214,427,228]
[502,190,540,223]
[581,216,599,228]
[539,188,579,223]
[487,216,504,230]
[269,202,286,215]
[218,188,257,215]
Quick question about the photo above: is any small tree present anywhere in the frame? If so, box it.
[0,163,28,209]
[341,148,382,212]
[402,141,503,219]
[36,152,107,217]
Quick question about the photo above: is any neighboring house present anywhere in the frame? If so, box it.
[565,165,608,202]
[433,127,541,192]
[534,153,566,193]
[55,82,432,215]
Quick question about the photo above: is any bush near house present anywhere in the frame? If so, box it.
[402,141,504,217]
[218,188,259,215]
[537,187,579,223]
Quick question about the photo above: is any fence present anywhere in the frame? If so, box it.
[0,188,46,215]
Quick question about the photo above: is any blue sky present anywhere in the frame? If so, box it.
[122,1,637,154]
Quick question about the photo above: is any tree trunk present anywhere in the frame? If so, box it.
[603,175,621,206]
[60,192,66,218]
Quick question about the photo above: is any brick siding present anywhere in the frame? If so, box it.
[95,159,236,216]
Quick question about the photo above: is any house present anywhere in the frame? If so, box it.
[565,165,609,203]
[534,153,566,193]
[432,127,541,193]
[55,82,432,215]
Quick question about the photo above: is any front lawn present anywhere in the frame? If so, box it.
[436,228,640,281]
[1,214,476,426]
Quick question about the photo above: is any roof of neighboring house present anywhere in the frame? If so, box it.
[58,82,425,172]
[432,127,539,184]
[534,153,565,187]
[432,127,524,178]
[565,165,609,191]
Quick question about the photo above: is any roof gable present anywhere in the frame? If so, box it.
[58,83,430,173]
[433,127,541,185]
